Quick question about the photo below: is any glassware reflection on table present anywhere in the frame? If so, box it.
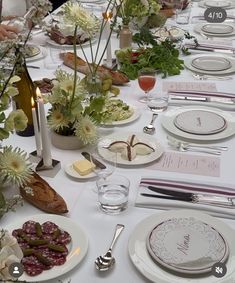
[96,175,130,214]
[138,68,156,103]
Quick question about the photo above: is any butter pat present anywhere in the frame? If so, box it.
[73,159,95,176]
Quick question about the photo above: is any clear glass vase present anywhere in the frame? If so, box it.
[86,74,102,96]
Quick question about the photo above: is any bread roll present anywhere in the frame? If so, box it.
[20,172,68,214]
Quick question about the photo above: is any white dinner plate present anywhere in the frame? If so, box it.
[191,56,231,71]
[194,23,235,37]
[65,163,97,179]
[98,132,164,166]
[5,214,88,282]
[199,0,235,9]
[128,209,235,283]
[146,217,229,275]
[46,38,97,49]
[101,107,141,126]
[161,106,235,142]
[184,54,235,75]
[174,110,227,135]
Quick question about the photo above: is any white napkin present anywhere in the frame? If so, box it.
[135,178,235,219]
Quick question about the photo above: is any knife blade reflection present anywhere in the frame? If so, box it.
[142,186,235,208]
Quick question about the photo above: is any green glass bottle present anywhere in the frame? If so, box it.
[13,53,37,137]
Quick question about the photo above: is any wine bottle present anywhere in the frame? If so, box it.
[13,53,37,137]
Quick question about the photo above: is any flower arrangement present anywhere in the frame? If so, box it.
[118,0,161,28]
[46,69,100,145]
[45,0,122,146]
[0,0,52,217]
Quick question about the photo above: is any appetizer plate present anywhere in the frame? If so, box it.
[128,209,235,283]
[146,217,229,275]
[26,46,47,62]
[161,106,235,141]
[194,23,235,37]
[184,54,235,75]
[199,0,235,9]
[65,163,97,180]
[5,214,88,282]
[153,27,185,41]
[46,38,97,49]
[101,106,141,126]
[98,132,164,166]
[174,110,227,135]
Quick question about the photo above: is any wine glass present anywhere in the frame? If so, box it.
[86,144,117,193]
[138,68,156,103]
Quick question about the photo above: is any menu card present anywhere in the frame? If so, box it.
[162,81,217,92]
[147,151,220,177]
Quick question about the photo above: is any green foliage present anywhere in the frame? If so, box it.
[116,28,184,79]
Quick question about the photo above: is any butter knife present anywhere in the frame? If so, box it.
[145,186,235,208]
[170,95,235,104]
[81,152,106,169]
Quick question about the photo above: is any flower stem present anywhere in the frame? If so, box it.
[69,24,78,111]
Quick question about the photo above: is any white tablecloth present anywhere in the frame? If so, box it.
[1,2,235,282]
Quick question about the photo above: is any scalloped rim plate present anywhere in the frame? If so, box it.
[146,217,229,275]
[5,214,88,282]
[128,209,235,283]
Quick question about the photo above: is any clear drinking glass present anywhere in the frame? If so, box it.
[97,175,130,214]
[147,92,169,113]
[138,68,156,103]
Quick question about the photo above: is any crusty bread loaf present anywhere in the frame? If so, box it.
[20,172,68,214]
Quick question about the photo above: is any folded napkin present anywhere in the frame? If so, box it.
[135,178,235,219]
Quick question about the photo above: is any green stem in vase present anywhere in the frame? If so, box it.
[69,24,78,111]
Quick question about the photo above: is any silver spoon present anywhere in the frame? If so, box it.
[95,224,124,271]
[143,113,158,135]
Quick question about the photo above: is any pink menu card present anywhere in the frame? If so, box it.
[147,151,220,177]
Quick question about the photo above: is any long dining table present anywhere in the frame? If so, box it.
[1,1,235,282]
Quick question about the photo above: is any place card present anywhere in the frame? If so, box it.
[162,81,217,92]
[146,151,220,177]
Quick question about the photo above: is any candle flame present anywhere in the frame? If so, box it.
[36,87,42,99]
[31,97,35,108]
[102,11,113,20]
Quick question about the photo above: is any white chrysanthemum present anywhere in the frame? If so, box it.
[4,110,28,132]
[60,79,74,93]
[63,2,99,35]
[0,146,32,187]
[75,115,98,145]
[48,109,70,131]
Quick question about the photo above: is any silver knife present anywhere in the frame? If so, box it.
[81,152,106,169]
[184,45,235,55]
[143,186,235,208]
[170,95,235,104]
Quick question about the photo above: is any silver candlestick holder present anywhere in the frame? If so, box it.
[35,158,61,178]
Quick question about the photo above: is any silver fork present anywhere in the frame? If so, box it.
[192,73,233,81]
[167,136,228,151]
[168,141,222,155]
